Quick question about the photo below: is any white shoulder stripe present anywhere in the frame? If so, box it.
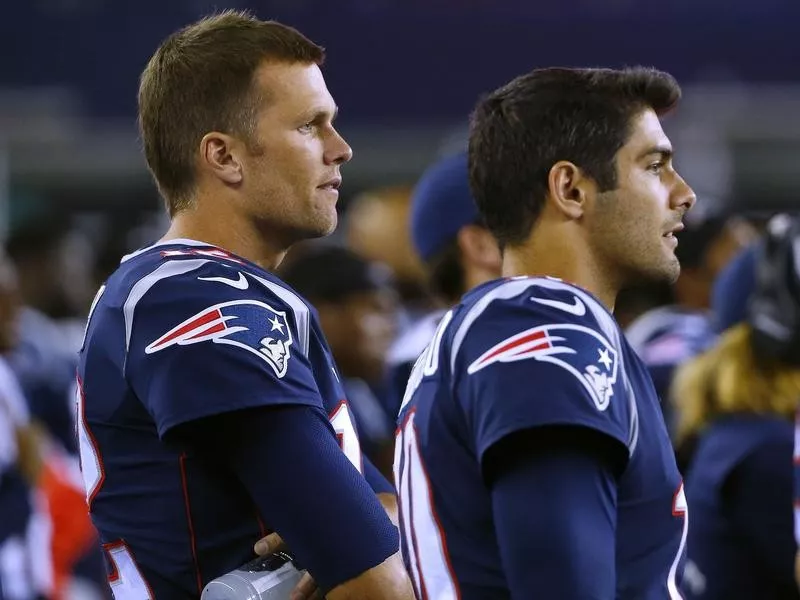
[250,273,311,357]
[123,259,210,351]
[450,279,538,373]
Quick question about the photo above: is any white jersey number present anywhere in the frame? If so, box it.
[330,401,363,473]
[394,410,458,599]
[75,378,104,505]
[104,542,154,600]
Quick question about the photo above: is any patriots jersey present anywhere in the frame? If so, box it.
[394,277,687,599]
[77,239,364,599]
[625,306,716,434]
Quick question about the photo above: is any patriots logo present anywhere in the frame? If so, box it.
[145,300,293,378]
[467,323,619,411]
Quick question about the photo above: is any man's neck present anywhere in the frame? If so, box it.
[162,207,288,272]
[501,225,619,312]
[463,264,500,298]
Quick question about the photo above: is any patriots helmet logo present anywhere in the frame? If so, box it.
[145,300,294,378]
[467,323,619,411]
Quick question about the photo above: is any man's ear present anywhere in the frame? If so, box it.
[547,161,595,219]
[199,132,244,185]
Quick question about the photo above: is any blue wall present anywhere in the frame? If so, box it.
[2,2,794,121]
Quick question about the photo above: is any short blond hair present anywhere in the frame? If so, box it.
[138,10,324,216]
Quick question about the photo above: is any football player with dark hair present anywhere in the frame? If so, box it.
[395,66,696,598]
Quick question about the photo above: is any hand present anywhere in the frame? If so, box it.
[253,494,401,600]
[253,532,321,600]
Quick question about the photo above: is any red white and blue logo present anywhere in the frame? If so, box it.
[467,323,619,411]
[145,300,293,378]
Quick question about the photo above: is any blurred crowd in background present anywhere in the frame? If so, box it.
[1,1,799,599]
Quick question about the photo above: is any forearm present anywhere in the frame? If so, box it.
[326,552,413,600]
[172,405,404,595]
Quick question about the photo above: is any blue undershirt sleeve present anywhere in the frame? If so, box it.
[487,425,625,600]
[170,404,399,593]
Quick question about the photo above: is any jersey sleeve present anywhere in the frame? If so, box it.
[125,261,322,437]
[453,283,632,466]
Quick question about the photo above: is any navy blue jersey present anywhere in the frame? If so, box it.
[625,306,716,434]
[683,415,799,599]
[394,277,687,599]
[77,240,367,599]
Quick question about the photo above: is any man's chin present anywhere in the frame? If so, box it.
[309,222,337,240]
[290,216,337,243]
[629,257,680,288]
[314,213,339,238]
[655,259,681,286]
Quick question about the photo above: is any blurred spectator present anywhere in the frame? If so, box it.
[2,223,109,600]
[344,185,436,326]
[622,201,758,434]
[382,152,501,421]
[38,445,106,600]
[5,219,95,322]
[673,206,759,313]
[674,214,800,599]
[280,245,400,477]
[5,220,96,454]
[0,250,53,600]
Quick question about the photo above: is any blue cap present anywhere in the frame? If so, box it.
[409,152,480,262]
[711,242,759,333]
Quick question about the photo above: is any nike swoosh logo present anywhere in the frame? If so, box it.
[198,272,249,290]
[530,295,586,316]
